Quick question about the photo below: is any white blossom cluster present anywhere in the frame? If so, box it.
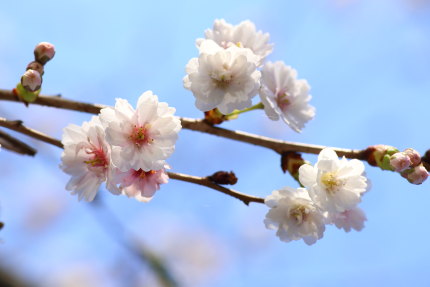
[56,20,386,247]
[184,19,315,132]
[60,91,181,202]
[264,148,369,245]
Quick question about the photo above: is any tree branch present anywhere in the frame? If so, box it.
[168,172,264,205]
[0,129,36,156]
[0,117,63,148]
[0,88,365,159]
[0,88,105,114]
[180,117,365,158]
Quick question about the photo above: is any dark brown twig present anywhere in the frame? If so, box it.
[0,118,63,148]
[0,129,36,156]
[168,172,264,205]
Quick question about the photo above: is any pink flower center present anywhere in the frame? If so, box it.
[84,147,108,168]
[276,92,290,111]
[129,124,153,147]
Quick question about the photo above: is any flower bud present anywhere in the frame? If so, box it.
[208,171,237,185]
[401,164,428,185]
[281,151,308,184]
[403,148,421,167]
[34,42,55,65]
[389,152,411,172]
[21,69,42,92]
[26,61,44,76]
[204,108,228,125]
[364,145,399,170]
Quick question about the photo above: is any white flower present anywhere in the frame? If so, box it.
[184,39,261,114]
[112,167,169,202]
[60,116,119,201]
[99,91,181,172]
[264,187,325,245]
[329,207,367,232]
[198,19,273,66]
[259,61,315,132]
[299,148,368,213]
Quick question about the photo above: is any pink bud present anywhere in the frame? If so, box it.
[402,165,428,185]
[34,42,55,65]
[403,148,421,167]
[21,70,42,92]
[26,61,44,76]
[390,152,411,172]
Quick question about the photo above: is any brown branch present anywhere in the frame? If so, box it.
[0,118,63,148]
[0,88,105,114]
[180,117,365,158]
[0,88,365,159]
[168,171,264,205]
[0,129,36,156]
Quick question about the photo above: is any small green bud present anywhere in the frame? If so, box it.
[16,82,40,103]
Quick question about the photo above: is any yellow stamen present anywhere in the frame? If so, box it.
[321,172,341,194]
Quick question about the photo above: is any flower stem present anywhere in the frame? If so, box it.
[225,102,264,118]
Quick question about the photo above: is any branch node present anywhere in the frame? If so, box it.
[207,171,238,185]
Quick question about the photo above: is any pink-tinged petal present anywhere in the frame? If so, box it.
[61,116,112,202]
[102,93,181,172]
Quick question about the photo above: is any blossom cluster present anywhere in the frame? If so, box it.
[264,148,369,245]
[60,91,181,202]
[183,19,315,132]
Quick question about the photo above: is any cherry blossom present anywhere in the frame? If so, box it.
[100,91,181,172]
[184,39,260,114]
[329,207,367,232]
[112,167,169,202]
[299,148,368,213]
[259,61,315,132]
[60,116,118,201]
[264,187,325,245]
[198,19,273,65]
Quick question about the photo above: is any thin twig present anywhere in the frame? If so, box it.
[0,88,105,114]
[0,129,36,156]
[0,118,63,148]
[0,88,365,159]
[168,172,264,205]
[180,117,365,158]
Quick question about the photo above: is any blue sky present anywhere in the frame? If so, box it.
[1,0,430,286]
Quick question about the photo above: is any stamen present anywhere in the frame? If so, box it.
[84,148,107,168]
[290,205,308,225]
[129,124,153,147]
[277,92,290,110]
[321,172,343,194]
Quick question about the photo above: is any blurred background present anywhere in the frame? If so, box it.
[1,0,430,286]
